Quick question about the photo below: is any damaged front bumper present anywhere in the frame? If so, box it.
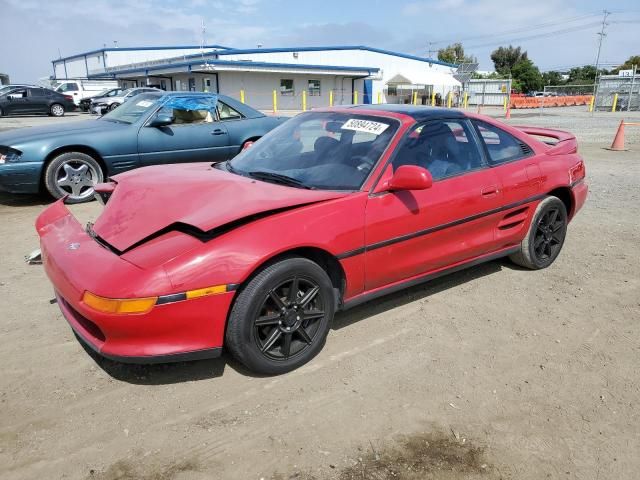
[36,199,234,363]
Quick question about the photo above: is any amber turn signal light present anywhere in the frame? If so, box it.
[82,291,157,314]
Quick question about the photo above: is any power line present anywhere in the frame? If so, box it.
[463,21,604,50]
[432,12,601,46]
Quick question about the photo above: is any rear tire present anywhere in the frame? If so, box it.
[225,257,335,375]
[510,196,567,269]
[50,103,65,117]
[108,103,119,111]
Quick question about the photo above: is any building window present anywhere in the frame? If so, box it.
[308,79,321,96]
[387,85,398,96]
[280,79,294,96]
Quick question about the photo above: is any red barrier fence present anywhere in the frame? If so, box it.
[510,95,593,109]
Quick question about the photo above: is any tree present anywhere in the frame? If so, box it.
[437,43,477,64]
[612,55,640,73]
[567,65,601,83]
[490,45,528,76]
[542,71,564,86]
[511,59,543,93]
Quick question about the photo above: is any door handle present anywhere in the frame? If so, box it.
[481,185,499,197]
[211,129,227,135]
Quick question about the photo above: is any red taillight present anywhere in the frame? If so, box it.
[64,95,73,101]
[569,160,585,184]
[242,141,254,151]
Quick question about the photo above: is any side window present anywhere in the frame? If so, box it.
[29,88,46,97]
[217,101,243,120]
[158,105,213,125]
[59,83,79,92]
[474,121,531,165]
[392,119,484,181]
[308,79,321,96]
[280,79,294,96]
[8,88,27,99]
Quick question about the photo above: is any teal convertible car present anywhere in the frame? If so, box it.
[0,93,285,203]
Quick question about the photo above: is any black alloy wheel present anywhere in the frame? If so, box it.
[510,196,568,269]
[225,257,335,375]
[253,276,325,361]
[533,206,565,261]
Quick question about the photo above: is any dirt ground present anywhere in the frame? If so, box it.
[0,109,639,480]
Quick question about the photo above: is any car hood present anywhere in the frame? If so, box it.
[0,119,126,145]
[92,163,349,253]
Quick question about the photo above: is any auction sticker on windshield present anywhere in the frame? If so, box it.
[137,100,154,108]
[341,119,389,135]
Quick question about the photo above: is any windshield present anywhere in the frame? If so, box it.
[100,93,161,124]
[95,88,118,98]
[228,112,398,190]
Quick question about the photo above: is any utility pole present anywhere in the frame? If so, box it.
[592,9,611,113]
[427,42,436,59]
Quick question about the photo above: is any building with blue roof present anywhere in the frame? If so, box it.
[51,44,461,110]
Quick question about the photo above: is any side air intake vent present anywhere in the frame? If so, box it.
[519,142,533,156]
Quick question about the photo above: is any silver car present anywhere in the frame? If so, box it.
[90,87,163,114]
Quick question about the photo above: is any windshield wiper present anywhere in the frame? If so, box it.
[247,171,315,189]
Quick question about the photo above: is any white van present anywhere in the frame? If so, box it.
[54,80,119,106]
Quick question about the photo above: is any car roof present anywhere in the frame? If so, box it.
[337,104,467,121]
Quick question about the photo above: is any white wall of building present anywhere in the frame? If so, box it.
[219,48,460,96]
[162,71,356,111]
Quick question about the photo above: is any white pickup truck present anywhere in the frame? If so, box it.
[53,80,119,106]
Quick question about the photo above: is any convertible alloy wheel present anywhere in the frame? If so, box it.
[44,152,104,203]
[510,196,567,270]
[226,257,335,375]
[50,103,65,117]
[253,276,325,360]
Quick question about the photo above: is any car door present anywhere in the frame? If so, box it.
[472,120,542,247]
[27,88,49,113]
[5,88,31,114]
[364,118,505,291]
[137,97,231,166]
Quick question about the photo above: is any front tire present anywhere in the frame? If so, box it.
[225,257,335,375]
[510,196,568,269]
[44,152,104,203]
[50,103,65,117]
[108,103,119,111]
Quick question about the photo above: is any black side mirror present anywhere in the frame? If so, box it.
[148,113,174,128]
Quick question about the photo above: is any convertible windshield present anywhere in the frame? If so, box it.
[100,93,161,124]
[228,112,398,190]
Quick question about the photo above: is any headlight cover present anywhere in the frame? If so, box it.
[0,147,22,164]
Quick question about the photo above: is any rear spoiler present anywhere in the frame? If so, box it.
[512,126,578,155]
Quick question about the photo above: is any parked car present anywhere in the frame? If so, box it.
[79,88,125,112]
[54,79,119,106]
[0,92,285,201]
[90,87,163,114]
[36,105,588,374]
[0,87,75,117]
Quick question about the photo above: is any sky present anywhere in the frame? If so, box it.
[0,0,638,83]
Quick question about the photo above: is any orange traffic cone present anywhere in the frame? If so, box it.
[505,104,511,119]
[607,120,628,151]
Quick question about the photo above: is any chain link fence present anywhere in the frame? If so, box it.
[595,75,640,112]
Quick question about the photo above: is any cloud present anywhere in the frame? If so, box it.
[0,0,271,82]
[274,22,393,48]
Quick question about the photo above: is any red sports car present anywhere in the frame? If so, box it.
[37,105,588,374]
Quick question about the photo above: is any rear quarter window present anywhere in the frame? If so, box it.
[474,120,533,165]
